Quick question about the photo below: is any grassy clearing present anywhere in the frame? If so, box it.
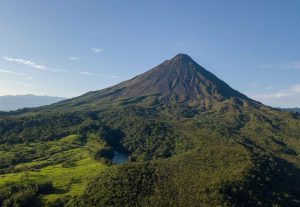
[0,134,108,203]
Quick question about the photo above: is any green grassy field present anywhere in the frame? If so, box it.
[0,134,108,204]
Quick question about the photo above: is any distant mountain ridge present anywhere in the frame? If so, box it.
[0,94,66,111]
[281,108,300,113]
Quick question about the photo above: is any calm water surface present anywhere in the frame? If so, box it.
[112,150,128,164]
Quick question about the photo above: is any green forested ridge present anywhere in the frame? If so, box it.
[0,54,300,206]
[281,107,300,113]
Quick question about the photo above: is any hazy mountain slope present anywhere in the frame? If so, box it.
[0,94,65,111]
[281,107,300,113]
[0,54,300,207]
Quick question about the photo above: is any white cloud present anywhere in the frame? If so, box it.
[248,82,274,90]
[48,69,69,73]
[264,85,274,90]
[248,83,300,107]
[80,71,93,75]
[4,56,47,70]
[252,92,290,99]
[91,48,103,53]
[0,69,23,75]
[69,56,79,61]
[3,56,69,73]
[258,61,300,70]
[79,71,118,79]
[0,69,16,74]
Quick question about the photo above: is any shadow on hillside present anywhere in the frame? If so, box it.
[222,156,300,207]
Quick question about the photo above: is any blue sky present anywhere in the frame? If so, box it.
[0,0,300,107]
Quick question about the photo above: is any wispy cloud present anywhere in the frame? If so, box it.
[79,71,118,79]
[3,56,69,73]
[252,92,290,99]
[3,57,47,70]
[91,48,103,53]
[0,69,24,75]
[80,71,93,75]
[258,61,300,70]
[248,82,274,90]
[69,56,79,61]
[248,84,300,107]
[0,69,17,74]
[49,68,69,73]
[251,84,300,99]
[264,85,274,90]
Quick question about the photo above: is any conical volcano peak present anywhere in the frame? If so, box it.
[68,54,253,109]
[163,53,196,68]
[170,53,193,62]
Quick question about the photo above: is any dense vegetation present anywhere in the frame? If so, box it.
[1,54,300,206]
[281,107,300,113]
[1,105,300,206]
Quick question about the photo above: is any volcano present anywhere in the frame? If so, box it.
[1,54,300,207]
[52,54,259,111]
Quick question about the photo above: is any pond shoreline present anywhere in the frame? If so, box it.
[111,150,129,164]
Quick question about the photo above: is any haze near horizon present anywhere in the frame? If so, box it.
[1,0,300,107]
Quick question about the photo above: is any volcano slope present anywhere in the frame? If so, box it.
[0,54,300,207]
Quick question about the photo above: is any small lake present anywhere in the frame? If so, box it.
[112,150,128,164]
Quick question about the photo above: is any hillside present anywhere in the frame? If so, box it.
[0,54,300,207]
[0,94,65,111]
[281,108,300,113]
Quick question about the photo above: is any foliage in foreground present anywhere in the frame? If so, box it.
[0,103,300,206]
